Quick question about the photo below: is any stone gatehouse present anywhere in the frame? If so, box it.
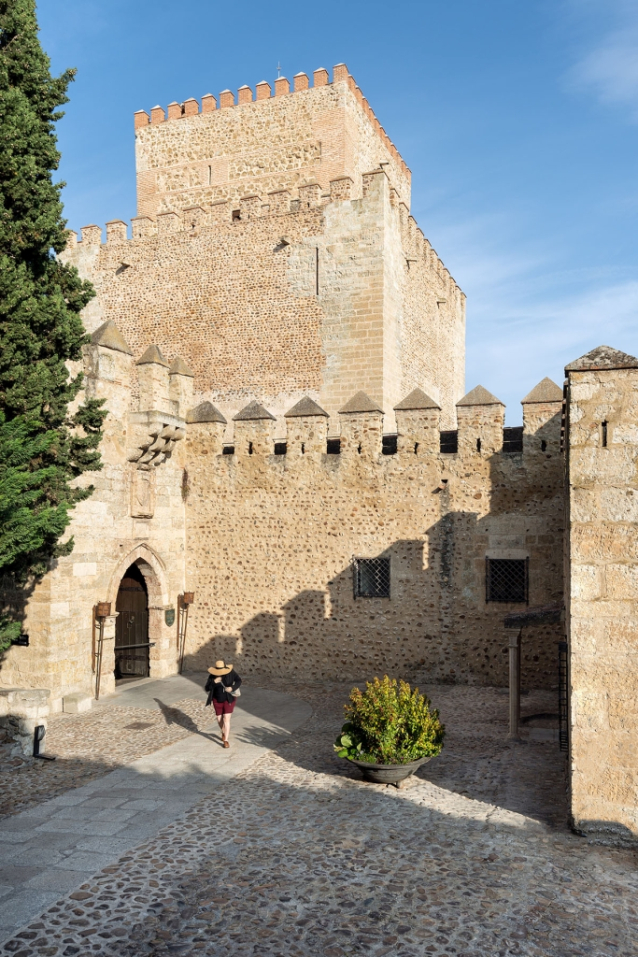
[1,64,637,844]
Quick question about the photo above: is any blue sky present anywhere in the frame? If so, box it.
[39,0,638,423]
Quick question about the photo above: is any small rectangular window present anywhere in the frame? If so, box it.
[232,209,241,222]
[274,442,287,456]
[502,427,523,454]
[485,558,528,604]
[440,430,458,454]
[326,438,341,455]
[353,557,390,599]
[382,434,398,455]
[222,445,235,455]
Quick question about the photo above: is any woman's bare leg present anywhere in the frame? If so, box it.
[222,713,231,742]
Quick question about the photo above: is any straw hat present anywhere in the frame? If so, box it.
[208,659,232,676]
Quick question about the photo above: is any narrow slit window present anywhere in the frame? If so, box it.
[602,421,608,448]
[476,437,481,453]
[315,247,319,295]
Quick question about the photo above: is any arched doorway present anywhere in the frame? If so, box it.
[114,563,150,680]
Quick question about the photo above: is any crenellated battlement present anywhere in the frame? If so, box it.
[63,169,462,304]
[133,64,411,184]
[183,382,562,464]
[131,63,412,222]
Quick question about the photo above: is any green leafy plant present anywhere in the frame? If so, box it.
[0,0,106,652]
[334,676,445,765]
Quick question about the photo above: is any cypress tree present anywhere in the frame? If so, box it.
[0,0,105,651]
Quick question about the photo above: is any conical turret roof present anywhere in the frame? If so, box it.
[186,401,227,424]
[233,400,276,421]
[91,320,133,355]
[169,356,194,377]
[457,385,503,407]
[338,391,383,414]
[521,377,562,404]
[565,345,638,372]
[394,388,440,411]
[284,396,329,417]
[137,344,169,367]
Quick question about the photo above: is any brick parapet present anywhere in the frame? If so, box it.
[133,64,411,204]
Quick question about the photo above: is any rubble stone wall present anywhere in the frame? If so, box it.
[0,344,188,710]
[184,398,564,686]
[61,171,465,431]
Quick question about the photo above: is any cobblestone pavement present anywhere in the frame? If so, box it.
[2,681,638,957]
[0,698,211,820]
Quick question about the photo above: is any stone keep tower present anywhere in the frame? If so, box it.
[63,64,465,430]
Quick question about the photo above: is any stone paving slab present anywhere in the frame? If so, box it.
[0,673,228,821]
[2,681,636,956]
[0,683,310,943]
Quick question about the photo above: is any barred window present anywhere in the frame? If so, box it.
[352,557,390,599]
[485,558,528,603]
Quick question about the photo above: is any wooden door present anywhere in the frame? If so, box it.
[115,564,149,678]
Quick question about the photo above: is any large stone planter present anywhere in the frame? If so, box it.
[347,755,433,786]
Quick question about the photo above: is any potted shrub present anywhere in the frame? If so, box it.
[334,676,445,785]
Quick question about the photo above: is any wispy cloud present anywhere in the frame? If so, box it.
[428,211,638,420]
[566,1,638,118]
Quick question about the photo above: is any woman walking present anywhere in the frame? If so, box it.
[205,660,242,748]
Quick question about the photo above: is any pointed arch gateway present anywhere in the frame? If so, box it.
[106,544,172,681]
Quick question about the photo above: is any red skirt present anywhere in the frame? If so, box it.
[212,698,236,716]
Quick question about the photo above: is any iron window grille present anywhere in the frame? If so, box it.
[440,430,458,454]
[352,557,390,599]
[485,557,528,604]
[502,427,523,454]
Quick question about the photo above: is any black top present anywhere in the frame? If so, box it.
[205,669,242,705]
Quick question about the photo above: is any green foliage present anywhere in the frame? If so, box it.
[334,676,445,765]
[0,0,106,652]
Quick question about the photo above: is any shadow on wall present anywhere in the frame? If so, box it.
[184,507,563,689]
[0,574,38,669]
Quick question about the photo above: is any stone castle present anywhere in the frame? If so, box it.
[1,65,637,844]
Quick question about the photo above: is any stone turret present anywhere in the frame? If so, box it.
[456,385,505,456]
[186,401,227,457]
[338,392,384,459]
[137,345,170,413]
[394,388,441,455]
[169,356,194,416]
[521,377,562,455]
[233,401,276,455]
[284,397,329,456]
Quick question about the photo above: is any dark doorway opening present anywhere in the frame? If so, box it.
[115,563,149,681]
